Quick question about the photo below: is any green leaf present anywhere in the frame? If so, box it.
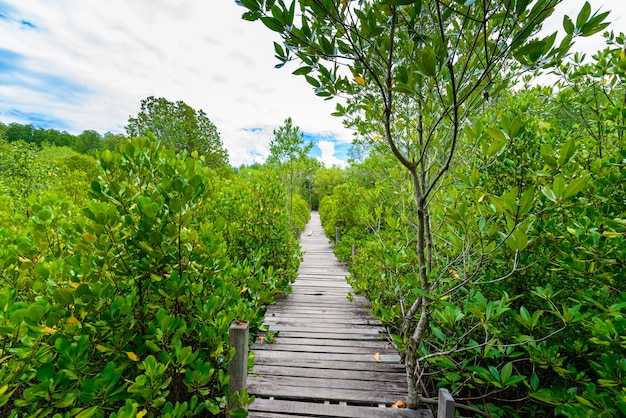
[485,127,507,143]
[501,362,513,384]
[553,175,565,200]
[519,306,531,325]
[421,46,438,77]
[261,16,283,32]
[273,41,284,58]
[75,406,100,418]
[37,363,55,382]
[576,2,591,28]
[37,208,52,222]
[541,144,558,167]
[53,289,73,306]
[292,66,312,75]
[563,176,589,199]
[558,138,576,165]
[563,15,574,35]
[530,373,539,391]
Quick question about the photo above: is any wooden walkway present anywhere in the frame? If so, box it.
[247,212,432,417]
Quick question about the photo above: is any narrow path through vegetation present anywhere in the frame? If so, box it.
[247,212,432,417]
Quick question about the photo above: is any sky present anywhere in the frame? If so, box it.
[0,1,624,167]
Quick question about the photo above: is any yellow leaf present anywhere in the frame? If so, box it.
[241,287,248,293]
[125,351,140,361]
[96,345,111,353]
[374,352,381,362]
[478,194,485,203]
[81,233,97,244]
[69,281,83,289]
[440,295,451,301]
[0,384,8,397]
[137,410,148,418]
[43,325,58,334]
[18,256,31,263]
[372,135,381,142]
[66,315,80,325]
[391,400,407,408]
[354,75,365,86]
[602,231,621,239]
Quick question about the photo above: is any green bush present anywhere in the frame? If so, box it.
[0,136,300,417]
[290,193,310,231]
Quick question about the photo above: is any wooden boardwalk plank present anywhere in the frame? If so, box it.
[247,212,432,417]
[248,399,428,418]
[250,365,405,382]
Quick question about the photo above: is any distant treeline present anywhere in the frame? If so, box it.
[0,122,125,155]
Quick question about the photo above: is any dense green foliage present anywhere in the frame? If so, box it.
[318,44,626,415]
[240,0,610,408]
[1,122,124,156]
[126,96,229,170]
[265,118,319,227]
[0,136,301,417]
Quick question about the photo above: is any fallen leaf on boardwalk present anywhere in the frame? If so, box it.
[391,400,407,409]
[374,352,381,362]
[258,336,265,344]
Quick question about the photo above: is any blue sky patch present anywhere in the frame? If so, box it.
[7,109,72,131]
[0,47,90,102]
[20,19,37,29]
[0,48,23,74]
[0,1,16,19]
[242,127,265,133]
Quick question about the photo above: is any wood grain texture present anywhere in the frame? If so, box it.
[247,212,433,417]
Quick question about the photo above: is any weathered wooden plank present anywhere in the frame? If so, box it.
[268,303,371,311]
[253,358,405,374]
[248,399,430,418]
[248,382,407,405]
[257,337,395,349]
[247,412,300,418]
[253,357,406,373]
[250,364,406,383]
[265,309,373,318]
[268,330,385,340]
[263,318,381,327]
[248,374,406,392]
[264,314,377,323]
[264,325,384,334]
[248,212,414,416]
[252,342,397,355]
[254,349,401,363]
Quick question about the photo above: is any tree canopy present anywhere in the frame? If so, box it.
[126,96,229,168]
[240,0,611,409]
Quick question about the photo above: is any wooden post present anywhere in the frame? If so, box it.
[352,244,357,259]
[335,226,340,244]
[295,227,301,238]
[229,321,249,398]
[437,388,455,418]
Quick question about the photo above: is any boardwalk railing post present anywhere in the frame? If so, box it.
[351,244,357,259]
[437,388,455,418]
[335,226,340,244]
[295,227,301,238]
[229,321,249,400]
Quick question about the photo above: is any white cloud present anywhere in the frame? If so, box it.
[0,0,623,166]
[317,141,347,168]
[0,0,352,165]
